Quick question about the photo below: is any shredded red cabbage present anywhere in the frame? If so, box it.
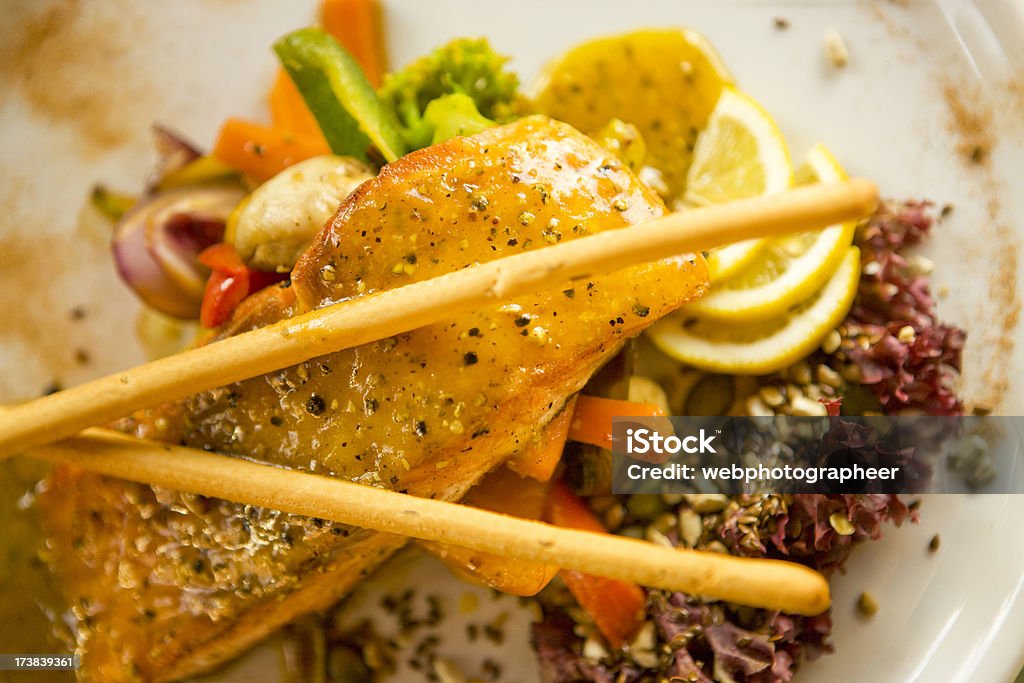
[841,201,966,415]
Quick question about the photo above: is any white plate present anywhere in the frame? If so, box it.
[1,1,1022,682]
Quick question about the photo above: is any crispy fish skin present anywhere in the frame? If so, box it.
[37,116,708,681]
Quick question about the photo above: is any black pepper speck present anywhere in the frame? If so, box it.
[305,395,326,416]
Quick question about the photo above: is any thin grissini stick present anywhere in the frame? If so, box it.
[31,428,832,616]
[0,179,878,458]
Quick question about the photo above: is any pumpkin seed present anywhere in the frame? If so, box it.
[758,385,786,407]
[679,509,703,548]
[684,493,729,514]
[788,361,812,386]
[856,591,879,616]
[829,512,855,535]
[685,373,735,416]
[821,329,842,354]
[790,395,827,416]
[815,364,843,388]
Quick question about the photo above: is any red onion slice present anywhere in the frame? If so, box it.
[112,184,245,319]
[148,124,202,191]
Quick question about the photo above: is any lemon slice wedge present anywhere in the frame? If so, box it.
[647,247,861,375]
[684,143,857,321]
[683,87,793,281]
[530,29,733,199]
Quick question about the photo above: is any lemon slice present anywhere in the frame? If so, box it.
[684,143,857,321]
[647,247,861,375]
[530,29,733,199]
[683,87,793,281]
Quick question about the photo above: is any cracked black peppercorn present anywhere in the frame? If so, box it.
[305,394,326,416]
[463,351,478,365]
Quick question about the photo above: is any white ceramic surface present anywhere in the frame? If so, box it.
[1,1,1022,682]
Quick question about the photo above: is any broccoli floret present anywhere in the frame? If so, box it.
[378,37,522,149]
[404,93,497,148]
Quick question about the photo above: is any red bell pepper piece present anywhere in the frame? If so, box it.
[198,244,285,328]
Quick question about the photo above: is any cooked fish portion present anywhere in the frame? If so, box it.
[37,116,708,681]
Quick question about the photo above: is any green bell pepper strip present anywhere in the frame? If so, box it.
[273,28,406,163]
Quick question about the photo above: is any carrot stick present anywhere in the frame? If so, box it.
[507,396,577,481]
[268,69,328,143]
[211,118,330,182]
[320,0,386,87]
[568,395,665,451]
[546,481,646,647]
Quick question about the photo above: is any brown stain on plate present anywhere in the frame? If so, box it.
[942,82,995,167]
[0,176,106,399]
[0,0,154,153]
[978,205,1020,413]
[866,1,1021,413]
[939,79,1020,413]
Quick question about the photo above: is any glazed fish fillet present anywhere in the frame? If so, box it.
[37,116,708,681]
